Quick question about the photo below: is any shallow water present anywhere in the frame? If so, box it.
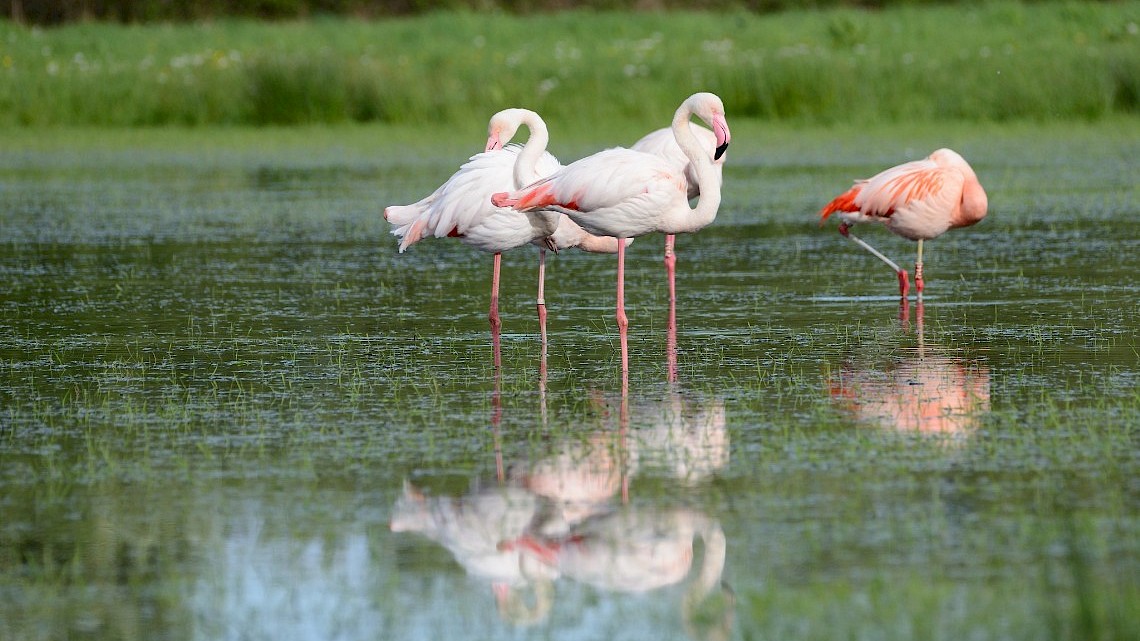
[1,122,1139,640]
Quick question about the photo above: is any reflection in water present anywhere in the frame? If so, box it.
[830,303,991,437]
[389,483,557,624]
[390,382,732,637]
[630,391,729,484]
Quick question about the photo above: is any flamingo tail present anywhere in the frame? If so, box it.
[383,204,428,253]
[819,185,861,224]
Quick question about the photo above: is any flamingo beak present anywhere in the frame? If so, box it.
[712,114,730,161]
[485,131,503,152]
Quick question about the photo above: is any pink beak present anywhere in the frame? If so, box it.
[713,114,730,161]
[485,132,503,153]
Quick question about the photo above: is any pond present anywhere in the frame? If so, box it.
[1,120,1138,641]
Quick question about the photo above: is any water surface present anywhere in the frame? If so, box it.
[1,121,1138,640]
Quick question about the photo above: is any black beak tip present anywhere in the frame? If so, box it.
[714,142,729,160]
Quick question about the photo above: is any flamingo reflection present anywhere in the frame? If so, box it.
[391,381,731,634]
[501,508,731,634]
[829,302,991,437]
[389,482,558,624]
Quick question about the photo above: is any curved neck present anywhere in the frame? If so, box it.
[954,178,988,228]
[668,106,722,234]
[514,113,550,189]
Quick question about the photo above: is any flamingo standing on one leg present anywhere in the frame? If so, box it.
[384,109,625,366]
[492,92,730,387]
[630,122,726,382]
[819,148,988,299]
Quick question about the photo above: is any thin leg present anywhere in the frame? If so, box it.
[665,234,678,383]
[840,223,909,298]
[490,252,502,369]
[537,248,548,362]
[915,239,925,298]
[616,241,630,391]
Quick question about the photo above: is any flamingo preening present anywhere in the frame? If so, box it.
[384,108,625,366]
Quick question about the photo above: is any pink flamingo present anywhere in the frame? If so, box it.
[384,109,624,365]
[631,122,725,381]
[492,93,730,385]
[820,148,988,298]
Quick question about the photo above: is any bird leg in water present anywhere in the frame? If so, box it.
[537,248,548,359]
[616,241,630,391]
[914,239,925,297]
[665,234,678,383]
[839,223,910,298]
[490,252,503,368]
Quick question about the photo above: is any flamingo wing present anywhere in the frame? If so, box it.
[386,145,560,252]
[424,147,521,236]
[857,159,961,214]
[822,159,965,233]
[503,148,681,213]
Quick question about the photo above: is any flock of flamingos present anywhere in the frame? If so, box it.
[383,91,989,383]
[382,93,991,624]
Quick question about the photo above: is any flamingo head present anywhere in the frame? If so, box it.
[485,108,541,153]
[683,92,731,161]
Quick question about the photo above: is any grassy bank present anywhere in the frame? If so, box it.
[0,1,1137,127]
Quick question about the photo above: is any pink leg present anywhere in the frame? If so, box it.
[616,241,629,390]
[537,248,548,352]
[664,234,678,383]
[537,249,549,393]
[898,269,910,298]
[490,252,502,369]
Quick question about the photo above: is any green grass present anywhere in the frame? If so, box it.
[0,1,1138,127]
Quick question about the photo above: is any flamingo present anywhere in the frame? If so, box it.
[491,92,731,385]
[819,148,988,298]
[383,108,625,365]
[631,122,725,381]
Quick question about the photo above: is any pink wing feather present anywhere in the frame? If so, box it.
[822,158,963,225]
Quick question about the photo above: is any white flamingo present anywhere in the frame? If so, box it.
[384,108,625,365]
[631,121,726,381]
[492,93,731,385]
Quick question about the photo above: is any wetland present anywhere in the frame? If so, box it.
[1,119,1138,640]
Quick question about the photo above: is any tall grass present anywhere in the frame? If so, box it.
[0,1,1137,127]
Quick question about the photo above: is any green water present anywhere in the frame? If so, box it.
[1,121,1138,640]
